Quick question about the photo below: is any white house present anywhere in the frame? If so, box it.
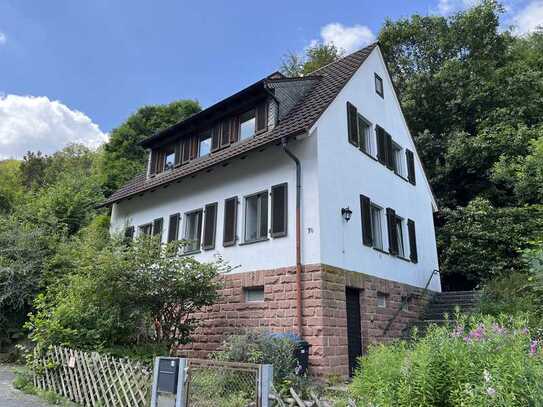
[104,43,441,377]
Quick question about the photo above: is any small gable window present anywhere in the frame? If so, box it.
[239,110,256,141]
[375,73,384,98]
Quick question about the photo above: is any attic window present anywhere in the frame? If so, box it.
[164,149,175,171]
[375,73,384,98]
[239,110,256,141]
[198,131,212,157]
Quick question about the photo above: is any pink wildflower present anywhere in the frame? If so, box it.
[530,340,538,355]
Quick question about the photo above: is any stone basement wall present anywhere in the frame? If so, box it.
[176,264,433,378]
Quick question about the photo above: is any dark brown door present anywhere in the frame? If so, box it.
[345,287,362,377]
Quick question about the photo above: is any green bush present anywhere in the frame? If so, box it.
[25,236,224,353]
[350,315,543,406]
[212,331,298,387]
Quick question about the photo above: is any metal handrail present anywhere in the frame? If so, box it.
[383,269,439,335]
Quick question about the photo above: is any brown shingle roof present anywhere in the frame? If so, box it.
[100,43,377,207]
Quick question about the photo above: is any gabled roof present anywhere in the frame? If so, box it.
[100,43,378,207]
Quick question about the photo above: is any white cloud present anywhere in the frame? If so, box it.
[512,1,543,35]
[0,32,6,45]
[0,94,108,160]
[317,23,376,54]
[436,0,480,15]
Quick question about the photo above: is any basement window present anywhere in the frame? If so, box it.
[245,286,264,302]
[377,292,388,308]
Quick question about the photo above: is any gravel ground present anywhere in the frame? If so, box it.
[0,364,49,407]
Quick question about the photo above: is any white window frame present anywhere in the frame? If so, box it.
[243,190,268,243]
[357,114,374,156]
[370,204,383,250]
[392,142,404,177]
[377,292,387,308]
[183,209,203,253]
[239,109,256,141]
[395,216,406,258]
[198,131,212,158]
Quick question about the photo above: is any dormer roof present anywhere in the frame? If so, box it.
[100,43,378,207]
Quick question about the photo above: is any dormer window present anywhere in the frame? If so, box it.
[164,148,175,171]
[239,110,256,141]
[198,131,212,157]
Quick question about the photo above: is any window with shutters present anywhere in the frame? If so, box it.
[271,183,287,238]
[375,73,384,98]
[202,203,217,250]
[168,213,180,243]
[358,114,373,155]
[244,191,268,243]
[376,126,387,165]
[223,196,238,247]
[152,218,163,241]
[124,226,135,243]
[138,223,152,236]
[239,110,256,141]
[392,142,404,177]
[370,204,384,250]
[183,209,203,253]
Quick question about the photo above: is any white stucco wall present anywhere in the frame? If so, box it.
[110,135,321,273]
[312,47,441,291]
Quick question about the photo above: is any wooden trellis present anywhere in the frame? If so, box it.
[34,345,152,407]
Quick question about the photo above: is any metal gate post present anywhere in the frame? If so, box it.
[175,358,188,407]
[150,357,160,407]
[258,364,273,407]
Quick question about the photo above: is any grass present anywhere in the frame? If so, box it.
[12,366,80,406]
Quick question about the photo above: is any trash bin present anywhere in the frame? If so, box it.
[269,332,311,375]
[294,340,310,375]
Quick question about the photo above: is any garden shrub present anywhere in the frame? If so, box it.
[350,315,543,406]
[212,330,299,389]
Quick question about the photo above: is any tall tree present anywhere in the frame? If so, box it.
[99,100,201,196]
[280,42,344,77]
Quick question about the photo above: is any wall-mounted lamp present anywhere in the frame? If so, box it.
[341,207,353,222]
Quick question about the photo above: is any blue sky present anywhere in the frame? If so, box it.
[0,0,541,158]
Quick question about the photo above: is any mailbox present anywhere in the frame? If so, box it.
[157,358,180,394]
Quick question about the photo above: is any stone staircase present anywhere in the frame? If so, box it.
[403,291,482,338]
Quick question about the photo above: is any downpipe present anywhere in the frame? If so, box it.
[281,137,303,338]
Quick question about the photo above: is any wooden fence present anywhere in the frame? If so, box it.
[34,345,153,407]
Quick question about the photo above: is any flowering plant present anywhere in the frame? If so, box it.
[350,314,543,406]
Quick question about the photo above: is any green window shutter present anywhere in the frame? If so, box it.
[360,194,373,246]
[385,132,394,170]
[270,183,288,238]
[223,196,238,246]
[376,126,386,165]
[152,218,163,240]
[406,149,416,185]
[386,208,398,255]
[167,213,180,243]
[347,102,359,147]
[202,203,218,250]
[408,219,418,263]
